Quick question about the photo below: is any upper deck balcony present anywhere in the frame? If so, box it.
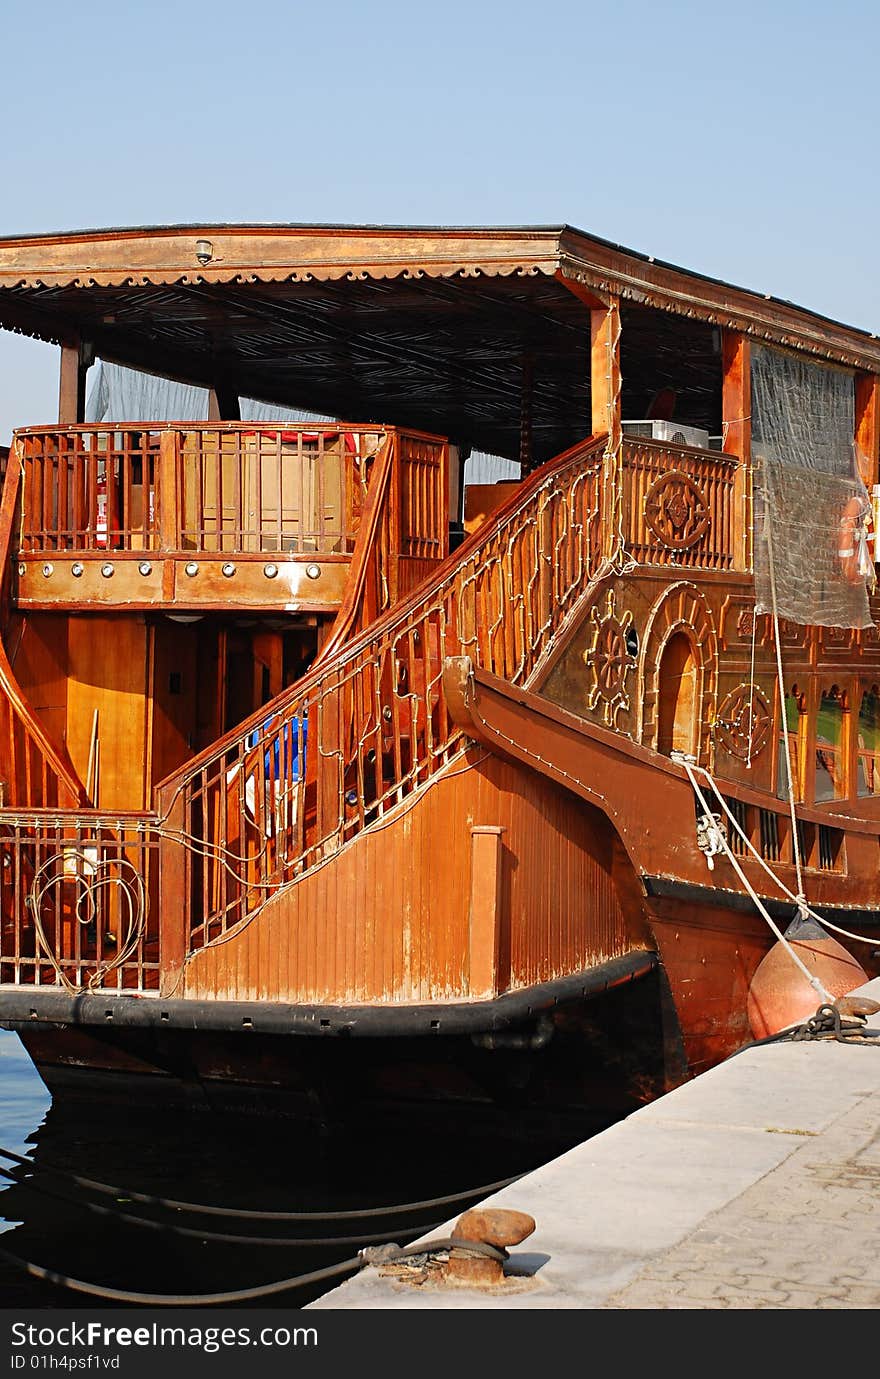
[12,423,448,613]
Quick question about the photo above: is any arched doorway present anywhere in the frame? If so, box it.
[640,582,717,763]
[657,630,698,758]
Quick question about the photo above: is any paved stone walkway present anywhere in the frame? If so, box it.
[313,980,880,1311]
[603,1087,880,1308]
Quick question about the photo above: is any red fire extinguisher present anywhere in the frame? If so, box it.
[95,467,108,549]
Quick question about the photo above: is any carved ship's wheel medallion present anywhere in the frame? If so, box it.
[644,472,710,550]
[714,684,771,761]
[584,590,636,726]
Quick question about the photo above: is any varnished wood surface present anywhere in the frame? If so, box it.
[15,553,352,612]
[183,748,641,1004]
[1,222,878,370]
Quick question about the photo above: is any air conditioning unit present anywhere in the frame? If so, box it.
[621,419,711,450]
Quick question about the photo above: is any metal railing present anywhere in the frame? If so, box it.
[0,811,160,991]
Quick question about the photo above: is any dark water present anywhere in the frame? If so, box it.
[0,1029,633,1310]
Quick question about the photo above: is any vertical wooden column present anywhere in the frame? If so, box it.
[855,374,880,489]
[208,381,241,421]
[58,336,89,423]
[591,298,622,561]
[155,787,190,996]
[468,825,505,998]
[158,431,180,601]
[722,330,751,571]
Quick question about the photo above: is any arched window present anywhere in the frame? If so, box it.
[777,685,804,800]
[814,686,846,802]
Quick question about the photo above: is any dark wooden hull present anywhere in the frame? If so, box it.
[12,964,673,1140]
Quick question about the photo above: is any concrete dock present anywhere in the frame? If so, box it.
[310,978,880,1310]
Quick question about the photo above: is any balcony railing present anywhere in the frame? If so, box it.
[0,811,160,991]
[621,437,739,571]
[12,423,449,610]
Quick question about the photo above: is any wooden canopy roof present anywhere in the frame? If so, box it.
[0,224,877,461]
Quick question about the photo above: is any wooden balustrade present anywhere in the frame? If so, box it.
[15,423,388,556]
[0,811,160,990]
[14,424,449,613]
[155,435,606,950]
[621,438,739,570]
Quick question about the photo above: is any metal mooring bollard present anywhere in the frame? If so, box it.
[447,1207,536,1285]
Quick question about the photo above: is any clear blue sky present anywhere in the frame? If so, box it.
[1,0,877,444]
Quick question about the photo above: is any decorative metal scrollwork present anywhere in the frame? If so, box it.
[643,471,710,550]
[713,683,771,762]
[584,590,636,726]
[26,845,146,993]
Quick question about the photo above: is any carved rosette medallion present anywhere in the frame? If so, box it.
[584,590,635,726]
[643,471,710,550]
[714,684,771,762]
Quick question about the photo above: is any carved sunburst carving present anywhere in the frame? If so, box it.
[644,472,710,550]
[584,590,635,726]
[714,684,771,762]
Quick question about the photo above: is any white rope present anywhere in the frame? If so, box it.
[676,753,833,1003]
[746,607,758,769]
[686,759,880,950]
[764,510,808,913]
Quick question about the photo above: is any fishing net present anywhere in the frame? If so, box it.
[751,344,873,629]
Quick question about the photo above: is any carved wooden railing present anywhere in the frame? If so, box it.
[621,437,739,571]
[154,434,606,957]
[0,810,160,990]
[15,423,384,555]
[14,423,449,612]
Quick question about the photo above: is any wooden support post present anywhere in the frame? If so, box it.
[468,825,505,998]
[591,298,622,561]
[58,337,90,424]
[590,299,621,446]
[855,374,880,490]
[208,382,241,421]
[158,432,180,549]
[158,431,180,600]
[722,330,751,571]
[156,789,189,997]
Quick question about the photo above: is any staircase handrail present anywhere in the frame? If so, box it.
[156,432,606,802]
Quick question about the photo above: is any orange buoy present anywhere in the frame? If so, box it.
[747,913,869,1039]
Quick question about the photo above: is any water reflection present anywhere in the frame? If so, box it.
[0,1029,627,1309]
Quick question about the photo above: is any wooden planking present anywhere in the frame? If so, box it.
[65,617,151,809]
[855,373,880,489]
[183,750,636,1004]
[722,331,751,570]
[8,613,70,754]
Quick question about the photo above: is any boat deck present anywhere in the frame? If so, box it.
[311,976,880,1310]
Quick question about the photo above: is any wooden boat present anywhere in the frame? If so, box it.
[1,223,879,1124]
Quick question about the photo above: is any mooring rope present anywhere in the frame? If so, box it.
[676,754,833,1004]
[0,1160,442,1248]
[728,999,880,1056]
[0,1236,504,1307]
[0,1145,525,1222]
[688,759,880,950]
